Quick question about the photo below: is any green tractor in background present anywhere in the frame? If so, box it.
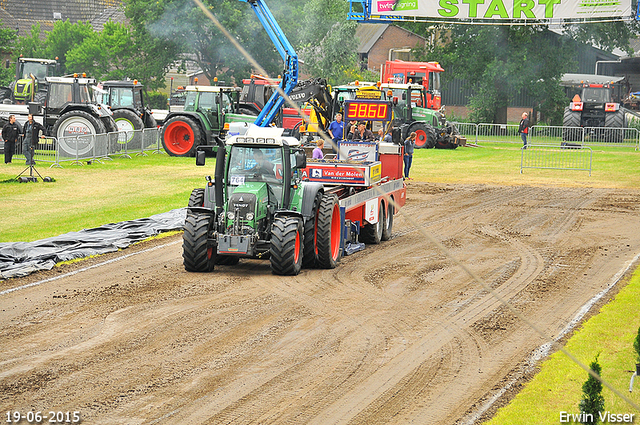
[160,85,257,157]
[381,82,464,149]
[0,57,60,104]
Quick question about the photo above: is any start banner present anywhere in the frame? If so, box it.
[374,0,632,20]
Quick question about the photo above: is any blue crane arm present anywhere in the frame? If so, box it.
[239,0,298,127]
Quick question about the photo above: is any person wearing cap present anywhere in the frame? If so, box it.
[352,121,374,142]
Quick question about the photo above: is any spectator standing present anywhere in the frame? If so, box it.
[2,115,20,164]
[403,131,416,180]
[519,111,530,149]
[22,114,45,166]
[327,113,345,151]
[312,139,325,159]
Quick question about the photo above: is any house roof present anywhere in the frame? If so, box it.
[0,0,124,36]
[356,24,389,54]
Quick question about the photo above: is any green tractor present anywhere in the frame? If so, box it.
[160,85,256,157]
[381,82,463,149]
[184,133,341,275]
[0,57,60,104]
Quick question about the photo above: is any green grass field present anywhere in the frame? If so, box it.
[1,143,638,242]
[486,268,640,424]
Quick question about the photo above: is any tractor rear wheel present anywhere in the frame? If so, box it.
[302,192,323,268]
[53,110,106,158]
[562,107,582,142]
[183,213,215,272]
[382,201,394,241]
[409,122,436,148]
[604,111,625,143]
[316,194,341,269]
[161,116,202,157]
[360,199,384,245]
[270,216,303,276]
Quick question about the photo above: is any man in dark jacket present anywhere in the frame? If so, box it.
[2,115,20,164]
[22,114,45,165]
[352,121,375,142]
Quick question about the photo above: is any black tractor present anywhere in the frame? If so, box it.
[96,80,158,148]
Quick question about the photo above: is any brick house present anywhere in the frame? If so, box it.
[356,23,426,72]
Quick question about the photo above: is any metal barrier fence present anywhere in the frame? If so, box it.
[520,144,593,176]
[452,122,640,149]
[12,128,161,167]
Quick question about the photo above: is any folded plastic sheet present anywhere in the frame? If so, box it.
[0,208,187,279]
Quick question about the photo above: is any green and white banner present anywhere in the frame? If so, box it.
[373,0,632,19]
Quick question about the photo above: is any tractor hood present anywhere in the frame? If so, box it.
[226,181,271,229]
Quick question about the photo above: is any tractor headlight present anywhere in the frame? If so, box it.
[227,211,235,220]
[246,213,254,221]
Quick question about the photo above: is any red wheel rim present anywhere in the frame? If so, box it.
[294,229,301,264]
[330,203,340,260]
[164,121,194,155]
[414,128,428,148]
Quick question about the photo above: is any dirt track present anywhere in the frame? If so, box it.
[2,183,640,424]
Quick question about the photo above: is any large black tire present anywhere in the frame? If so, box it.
[161,116,202,157]
[302,192,323,269]
[113,108,144,150]
[144,112,158,129]
[360,199,384,245]
[316,194,341,269]
[188,188,205,208]
[562,107,582,142]
[409,122,436,149]
[604,111,626,143]
[53,110,106,158]
[382,201,394,241]
[270,216,303,276]
[183,213,215,272]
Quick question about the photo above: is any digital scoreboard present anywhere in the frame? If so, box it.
[344,100,392,122]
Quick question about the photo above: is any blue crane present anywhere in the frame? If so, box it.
[240,0,299,127]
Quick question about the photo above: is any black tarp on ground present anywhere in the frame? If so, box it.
[0,208,186,279]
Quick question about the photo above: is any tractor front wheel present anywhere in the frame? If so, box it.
[409,122,436,148]
[270,216,303,276]
[183,213,215,272]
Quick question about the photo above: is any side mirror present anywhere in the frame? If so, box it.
[5,59,10,69]
[295,151,306,169]
[196,150,206,166]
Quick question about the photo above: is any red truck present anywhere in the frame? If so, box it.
[381,60,444,110]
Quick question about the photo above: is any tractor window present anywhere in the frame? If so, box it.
[48,84,73,109]
[228,145,284,206]
[110,88,134,108]
[20,62,53,80]
[133,89,143,109]
[184,92,197,112]
[429,72,441,92]
[582,88,611,103]
[221,92,234,112]
[198,92,216,111]
[79,84,91,104]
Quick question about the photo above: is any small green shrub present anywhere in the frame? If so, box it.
[579,355,604,425]
[634,326,640,364]
[146,91,168,110]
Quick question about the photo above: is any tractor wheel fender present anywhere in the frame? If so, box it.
[300,183,324,218]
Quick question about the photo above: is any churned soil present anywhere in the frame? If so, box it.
[2,183,639,424]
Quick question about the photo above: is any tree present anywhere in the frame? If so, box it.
[408,19,640,124]
[579,355,605,425]
[43,20,94,74]
[0,21,18,86]
[13,23,47,59]
[298,0,362,85]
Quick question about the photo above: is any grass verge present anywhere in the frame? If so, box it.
[485,267,640,424]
